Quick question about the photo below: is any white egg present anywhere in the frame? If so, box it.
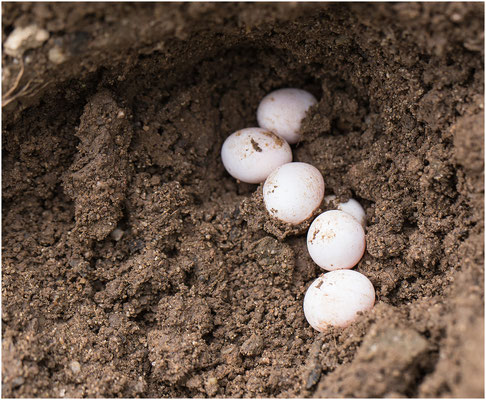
[307,210,365,271]
[221,127,292,184]
[324,195,367,227]
[303,270,375,331]
[263,162,325,225]
[257,88,317,144]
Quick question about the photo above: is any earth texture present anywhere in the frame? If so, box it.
[2,3,484,398]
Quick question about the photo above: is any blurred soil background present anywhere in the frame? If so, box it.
[2,3,484,398]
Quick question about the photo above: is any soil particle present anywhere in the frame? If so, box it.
[2,3,484,398]
[250,138,262,152]
[240,334,264,357]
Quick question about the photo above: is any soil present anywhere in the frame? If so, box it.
[2,3,484,398]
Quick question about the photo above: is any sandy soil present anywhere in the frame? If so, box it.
[2,3,484,398]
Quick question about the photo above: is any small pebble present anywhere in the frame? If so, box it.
[257,88,317,144]
[324,195,366,227]
[48,46,67,64]
[11,376,25,388]
[263,162,324,224]
[307,210,366,271]
[4,25,49,57]
[69,360,81,374]
[110,228,124,241]
[303,270,375,331]
[221,127,292,184]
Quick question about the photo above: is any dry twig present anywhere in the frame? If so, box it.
[2,57,50,107]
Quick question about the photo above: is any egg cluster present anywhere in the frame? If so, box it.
[221,88,375,332]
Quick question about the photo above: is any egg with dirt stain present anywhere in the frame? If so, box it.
[221,127,292,184]
[303,270,375,331]
[324,195,366,227]
[263,162,325,224]
[257,88,317,144]
[307,210,365,271]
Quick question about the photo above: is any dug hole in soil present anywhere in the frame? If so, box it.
[2,3,484,398]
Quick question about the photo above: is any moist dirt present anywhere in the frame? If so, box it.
[2,3,484,398]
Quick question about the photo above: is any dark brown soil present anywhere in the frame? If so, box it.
[2,3,484,398]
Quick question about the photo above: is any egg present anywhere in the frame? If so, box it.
[307,210,365,271]
[263,162,325,224]
[221,127,292,184]
[303,270,375,331]
[257,88,317,144]
[324,195,366,227]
